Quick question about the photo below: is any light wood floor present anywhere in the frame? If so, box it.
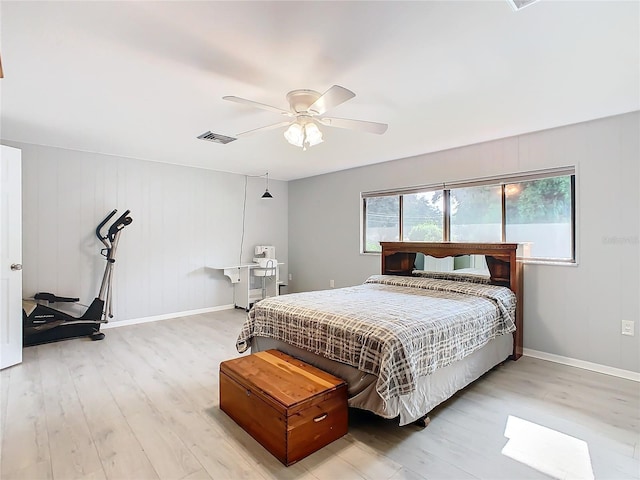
[1,309,638,480]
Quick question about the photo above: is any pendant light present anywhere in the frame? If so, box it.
[261,172,273,199]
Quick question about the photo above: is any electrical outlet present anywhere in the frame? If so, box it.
[329,279,335,288]
[288,273,292,281]
[622,320,634,336]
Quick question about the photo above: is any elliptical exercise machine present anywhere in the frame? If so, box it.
[22,209,133,346]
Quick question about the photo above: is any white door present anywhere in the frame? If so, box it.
[1,145,22,369]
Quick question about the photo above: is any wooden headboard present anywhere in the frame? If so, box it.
[380,242,523,360]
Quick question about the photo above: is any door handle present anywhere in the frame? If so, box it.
[10,263,22,271]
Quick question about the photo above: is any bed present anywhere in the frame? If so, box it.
[236,242,523,426]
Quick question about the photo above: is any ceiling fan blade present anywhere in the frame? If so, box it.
[308,85,355,115]
[318,117,388,135]
[236,121,291,137]
[223,96,292,116]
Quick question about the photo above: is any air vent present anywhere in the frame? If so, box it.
[507,0,540,11]
[197,131,237,144]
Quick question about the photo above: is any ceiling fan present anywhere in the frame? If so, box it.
[223,85,388,150]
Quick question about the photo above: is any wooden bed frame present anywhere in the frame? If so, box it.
[380,242,523,360]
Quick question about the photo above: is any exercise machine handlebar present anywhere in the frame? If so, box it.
[95,209,133,257]
[96,209,117,247]
[108,210,132,242]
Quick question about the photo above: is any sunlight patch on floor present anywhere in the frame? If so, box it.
[502,415,594,480]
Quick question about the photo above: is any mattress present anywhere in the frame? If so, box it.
[251,333,513,425]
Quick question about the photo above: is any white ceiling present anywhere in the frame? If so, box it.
[1,1,638,181]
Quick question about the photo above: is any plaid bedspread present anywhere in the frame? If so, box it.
[236,274,516,405]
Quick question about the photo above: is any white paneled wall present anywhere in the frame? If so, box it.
[14,143,288,323]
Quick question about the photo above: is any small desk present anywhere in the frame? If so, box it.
[212,263,284,311]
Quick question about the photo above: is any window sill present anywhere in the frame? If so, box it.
[518,259,577,267]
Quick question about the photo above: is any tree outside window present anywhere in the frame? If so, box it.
[402,192,443,242]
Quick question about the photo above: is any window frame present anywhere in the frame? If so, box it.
[362,193,402,252]
[361,167,576,264]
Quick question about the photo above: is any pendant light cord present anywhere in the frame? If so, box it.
[239,175,248,265]
[239,172,269,265]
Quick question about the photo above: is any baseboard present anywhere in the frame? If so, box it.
[102,304,235,329]
[523,348,640,382]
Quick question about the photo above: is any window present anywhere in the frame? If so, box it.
[505,176,574,261]
[402,192,444,242]
[361,168,576,263]
[363,195,399,252]
[450,185,502,242]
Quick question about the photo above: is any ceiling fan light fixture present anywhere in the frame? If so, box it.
[284,122,304,146]
[304,122,323,147]
[284,121,323,151]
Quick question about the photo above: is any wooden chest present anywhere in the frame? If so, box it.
[219,349,348,466]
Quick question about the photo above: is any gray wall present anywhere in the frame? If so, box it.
[288,112,639,373]
[11,142,288,323]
